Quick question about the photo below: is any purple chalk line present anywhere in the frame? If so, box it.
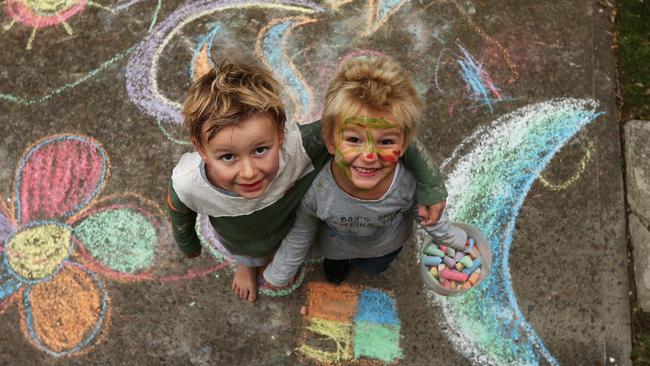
[125,0,322,125]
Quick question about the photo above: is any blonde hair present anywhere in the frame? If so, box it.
[321,56,422,143]
[183,58,286,149]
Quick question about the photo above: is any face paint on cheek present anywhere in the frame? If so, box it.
[334,148,353,177]
[378,149,400,164]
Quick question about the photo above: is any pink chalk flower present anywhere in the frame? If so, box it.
[0,134,160,356]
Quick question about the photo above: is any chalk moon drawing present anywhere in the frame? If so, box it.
[418,98,603,365]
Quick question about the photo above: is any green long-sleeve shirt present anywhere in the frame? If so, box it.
[167,120,446,258]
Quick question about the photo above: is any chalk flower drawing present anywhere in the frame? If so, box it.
[0,134,160,356]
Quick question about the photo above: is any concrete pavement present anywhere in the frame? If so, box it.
[0,0,633,365]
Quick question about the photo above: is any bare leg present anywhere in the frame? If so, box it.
[232,263,258,303]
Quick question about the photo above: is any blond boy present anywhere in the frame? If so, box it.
[168,59,451,302]
[263,56,467,286]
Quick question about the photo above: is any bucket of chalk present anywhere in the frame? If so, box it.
[420,222,491,296]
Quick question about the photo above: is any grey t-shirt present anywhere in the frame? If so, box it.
[263,160,466,286]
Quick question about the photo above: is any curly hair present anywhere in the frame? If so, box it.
[182,58,286,149]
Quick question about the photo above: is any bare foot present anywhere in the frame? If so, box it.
[232,264,258,303]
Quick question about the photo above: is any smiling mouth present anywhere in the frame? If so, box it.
[238,179,264,191]
[352,166,379,177]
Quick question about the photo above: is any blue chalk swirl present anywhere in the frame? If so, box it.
[261,19,310,119]
[378,0,403,20]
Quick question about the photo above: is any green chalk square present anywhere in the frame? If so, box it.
[353,321,402,362]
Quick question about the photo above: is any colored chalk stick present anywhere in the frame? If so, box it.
[448,247,456,258]
[423,255,442,266]
[428,272,439,283]
[429,267,439,277]
[468,246,481,259]
[459,256,473,268]
[454,263,464,271]
[443,256,456,267]
[441,268,469,282]
[439,245,448,254]
[464,238,476,253]
[461,259,481,275]
[453,251,465,262]
[424,246,445,257]
[468,271,480,285]
[437,264,446,272]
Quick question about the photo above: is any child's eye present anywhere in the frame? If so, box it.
[253,147,269,155]
[379,139,394,145]
[219,153,236,161]
[345,137,360,143]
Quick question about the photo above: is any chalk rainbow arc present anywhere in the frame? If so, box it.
[421,98,603,365]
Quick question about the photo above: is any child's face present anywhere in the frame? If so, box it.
[325,109,407,199]
[196,113,284,199]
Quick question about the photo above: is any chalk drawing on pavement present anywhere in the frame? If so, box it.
[119,0,608,362]
[434,43,513,116]
[125,0,322,129]
[256,16,317,123]
[0,0,606,363]
[124,0,416,139]
[365,0,408,36]
[298,282,402,365]
[0,0,160,105]
[538,139,595,192]
[425,98,604,365]
[0,134,223,356]
[2,0,114,50]
[0,134,112,356]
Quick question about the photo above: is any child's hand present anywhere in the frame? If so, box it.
[418,200,446,225]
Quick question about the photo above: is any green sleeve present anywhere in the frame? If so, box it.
[298,120,328,161]
[166,181,202,256]
[402,138,448,205]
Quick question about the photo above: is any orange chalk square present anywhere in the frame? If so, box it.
[306,282,359,323]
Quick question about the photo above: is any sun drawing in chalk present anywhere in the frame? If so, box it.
[1,0,114,50]
[0,134,162,356]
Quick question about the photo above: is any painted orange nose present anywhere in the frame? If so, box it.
[365,153,376,160]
